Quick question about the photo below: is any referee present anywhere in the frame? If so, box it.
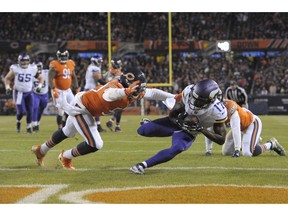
[224,80,248,109]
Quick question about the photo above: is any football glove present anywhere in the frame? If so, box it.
[6,87,12,95]
[35,83,43,93]
[124,80,140,98]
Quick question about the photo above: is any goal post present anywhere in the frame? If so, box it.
[107,12,173,116]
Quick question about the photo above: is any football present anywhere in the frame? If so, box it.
[183,115,200,127]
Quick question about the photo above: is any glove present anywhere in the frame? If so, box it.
[52,88,59,98]
[35,84,43,93]
[189,123,203,132]
[124,80,140,98]
[6,87,12,95]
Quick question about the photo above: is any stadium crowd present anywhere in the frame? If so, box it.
[1,12,288,100]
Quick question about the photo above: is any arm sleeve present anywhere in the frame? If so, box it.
[144,88,175,101]
[102,88,126,102]
[229,110,242,151]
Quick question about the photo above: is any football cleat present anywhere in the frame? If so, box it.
[106,121,114,132]
[26,127,33,134]
[97,125,106,133]
[232,150,240,158]
[115,126,122,132]
[130,164,145,175]
[270,137,286,156]
[204,151,212,156]
[33,125,39,133]
[31,145,46,166]
[16,122,21,133]
[58,150,75,170]
[140,118,151,125]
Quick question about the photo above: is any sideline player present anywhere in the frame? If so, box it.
[84,56,106,132]
[32,61,49,132]
[4,53,44,134]
[49,49,79,129]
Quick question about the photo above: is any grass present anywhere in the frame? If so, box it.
[0,114,288,206]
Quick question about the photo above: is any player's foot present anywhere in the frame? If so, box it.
[232,150,240,157]
[16,122,21,133]
[33,125,39,133]
[106,121,114,131]
[26,127,32,134]
[204,151,212,156]
[115,126,122,132]
[270,137,286,156]
[130,164,145,175]
[140,118,151,125]
[97,125,106,133]
[58,150,75,170]
[31,145,46,166]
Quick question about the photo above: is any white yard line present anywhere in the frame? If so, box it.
[0,184,68,204]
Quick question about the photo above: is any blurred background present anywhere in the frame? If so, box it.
[0,12,287,115]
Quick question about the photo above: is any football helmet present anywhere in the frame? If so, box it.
[33,61,43,70]
[188,79,221,110]
[18,53,30,69]
[56,50,69,64]
[120,68,147,97]
[91,57,103,67]
[111,59,122,70]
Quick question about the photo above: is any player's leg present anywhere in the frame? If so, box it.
[23,92,34,134]
[14,90,25,133]
[222,130,235,156]
[31,115,76,167]
[59,113,103,169]
[32,93,40,132]
[242,116,262,157]
[114,111,123,132]
[137,116,179,137]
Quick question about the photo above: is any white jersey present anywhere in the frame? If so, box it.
[33,69,49,94]
[84,64,101,90]
[182,85,227,129]
[10,64,38,92]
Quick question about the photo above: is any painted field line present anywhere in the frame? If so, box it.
[0,166,288,171]
[0,184,68,204]
[59,183,288,204]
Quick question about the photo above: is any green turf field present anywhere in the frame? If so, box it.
[0,114,287,204]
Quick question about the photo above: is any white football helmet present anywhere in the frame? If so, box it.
[18,53,30,69]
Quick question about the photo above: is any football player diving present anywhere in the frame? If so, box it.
[130,79,228,175]
[32,68,147,169]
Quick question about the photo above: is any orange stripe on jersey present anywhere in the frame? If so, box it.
[224,99,253,131]
[81,81,130,118]
[50,60,75,90]
[250,118,259,153]
[76,115,95,147]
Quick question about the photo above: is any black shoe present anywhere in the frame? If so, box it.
[16,122,21,133]
[115,126,122,132]
[232,150,240,157]
[106,121,114,131]
[26,128,32,134]
[97,125,106,133]
[33,125,39,133]
[205,151,212,156]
